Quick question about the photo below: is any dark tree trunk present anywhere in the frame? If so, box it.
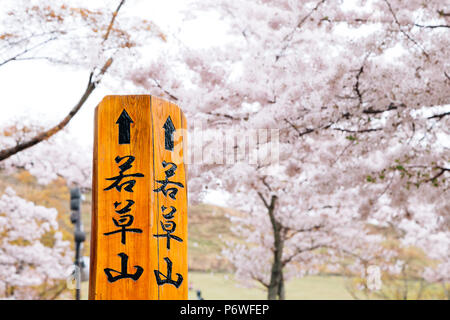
[267,225,284,300]
[258,194,285,300]
[278,269,285,300]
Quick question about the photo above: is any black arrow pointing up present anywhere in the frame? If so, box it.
[163,116,175,151]
[116,109,133,144]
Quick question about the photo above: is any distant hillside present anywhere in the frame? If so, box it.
[0,169,239,272]
[188,203,239,271]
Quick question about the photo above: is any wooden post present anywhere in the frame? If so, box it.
[89,95,188,300]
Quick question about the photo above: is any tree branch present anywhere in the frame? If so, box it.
[102,0,126,43]
[354,65,364,106]
[0,0,126,162]
[282,243,325,267]
[151,78,179,101]
[275,0,326,61]
[0,58,112,162]
[333,127,382,133]
[257,191,270,209]
[427,111,450,120]
[251,274,269,288]
[0,36,57,68]
[284,102,405,141]
[362,103,401,114]
[425,167,450,182]
[283,224,323,241]
[445,71,450,82]
[9,56,77,66]
[261,177,272,192]
[414,23,450,29]
[383,0,430,59]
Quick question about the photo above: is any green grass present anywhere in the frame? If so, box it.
[81,272,353,300]
[187,272,353,300]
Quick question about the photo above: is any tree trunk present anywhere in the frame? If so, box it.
[262,195,285,300]
[267,234,284,300]
[278,269,285,300]
[257,193,285,300]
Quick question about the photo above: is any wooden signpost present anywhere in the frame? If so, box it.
[89,95,188,300]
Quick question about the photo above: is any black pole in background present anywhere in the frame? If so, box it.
[70,188,85,300]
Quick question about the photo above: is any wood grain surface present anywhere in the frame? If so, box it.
[89,95,187,300]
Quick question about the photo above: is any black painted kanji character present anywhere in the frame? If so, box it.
[103,214,142,245]
[153,161,184,200]
[161,205,176,219]
[154,257,183,288]
[104,252,144,283]
[113,200,135,214]
[153,220,183,250]
[104,155,144,192]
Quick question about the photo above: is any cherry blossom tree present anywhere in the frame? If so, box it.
[342,219,449,299]
[130,0,450,299]
[1,0,448,300]
[0,187,72,299]
[0,120,92,189]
